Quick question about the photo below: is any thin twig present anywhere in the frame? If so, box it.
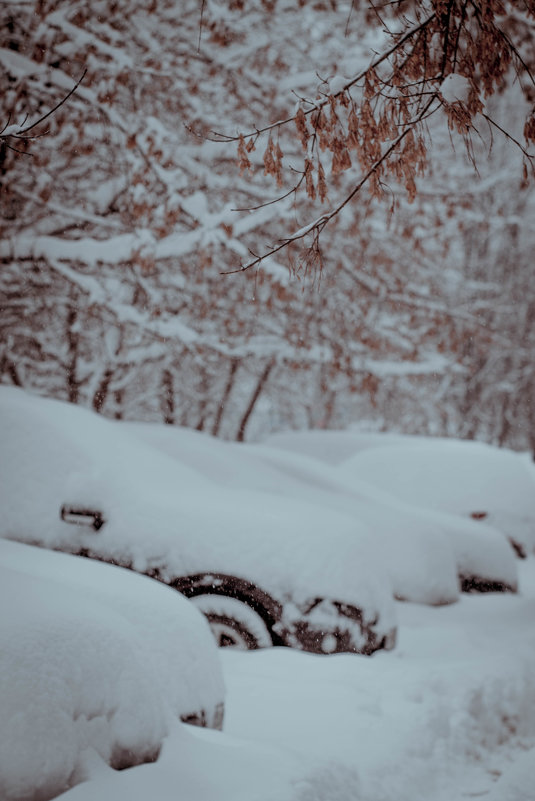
[1,70,87,140]
[482,112,535,163]
[468,0,535,89]
[222,94,441,275]
[209,12,437,144]
[198,0,206,53]
[232,173,306,212]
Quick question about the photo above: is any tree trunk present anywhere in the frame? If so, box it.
[319,364,336,429]
[65,304,80,405]
[0,355,22,387]
[236,359,275,442]
[212,358,239,437]
[92,368,113,413]
[113,389,124,420]
[161,368,175,425]
[196,368,210,431]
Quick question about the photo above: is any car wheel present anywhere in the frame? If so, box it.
[190,594,274,649]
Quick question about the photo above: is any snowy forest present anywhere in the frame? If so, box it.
[1,0,535,451]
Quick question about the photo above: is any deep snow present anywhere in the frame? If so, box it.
[56,559,535,801]
[1,389,534,799]
[0,541,224,801]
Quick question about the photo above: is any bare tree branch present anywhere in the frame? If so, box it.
[0,69,87,143]
[223,94,441,275]
[207,12,437,144]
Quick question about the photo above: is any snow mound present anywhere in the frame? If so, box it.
[221,574,535,801]
[0,567,164,800]
[0,541,224,801]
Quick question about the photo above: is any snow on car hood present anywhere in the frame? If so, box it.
[124,421,519,603]
[339,435,535,556]
[124,420,461,605]
[0,539,224,801]
[0,387,396,635]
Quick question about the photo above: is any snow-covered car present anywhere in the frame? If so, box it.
[0,539,225,801]
[334,434,535,558]
[263,428,383,465]
[0,387,397,656]
[125,421,518,603]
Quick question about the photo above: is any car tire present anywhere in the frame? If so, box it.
[190,594,274,649]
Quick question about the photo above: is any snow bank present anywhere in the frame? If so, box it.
[221,563,535,801]
[0,541,224,801]
[3,415,533,801]
[57,722,361,801]
[42,563,535,801]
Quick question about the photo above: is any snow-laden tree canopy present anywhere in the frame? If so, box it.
[1,0,534,449]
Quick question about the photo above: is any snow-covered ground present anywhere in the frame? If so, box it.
[2,390,534,799]
[55,559,535,801]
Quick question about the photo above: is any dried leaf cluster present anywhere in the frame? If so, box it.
[219,0,535,272]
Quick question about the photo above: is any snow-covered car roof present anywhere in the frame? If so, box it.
[337,434,535,557]
[0,539,224,801]
[125,421,518,603]
[262,428,380,465]
[0,387,396,652]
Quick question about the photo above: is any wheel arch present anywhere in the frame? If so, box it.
[173,572,285,645]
